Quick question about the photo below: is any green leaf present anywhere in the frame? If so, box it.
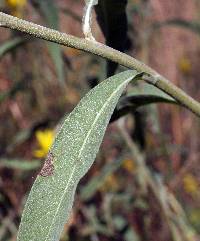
[0,77,28,103]
[17,70,140,241]
[34,0,65,84]
[38,0,58,29]
[124,83,176,107]
[153,19,200,35]
[128,83,175,101]
[0,159,40,170]
[110,83,177,122]
[47,42,65,84]
[0,37,25,58]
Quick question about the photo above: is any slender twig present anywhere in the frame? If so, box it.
[0,12,200,117]
[117,118,195,241]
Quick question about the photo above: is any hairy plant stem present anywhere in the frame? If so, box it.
[0,12,200,117]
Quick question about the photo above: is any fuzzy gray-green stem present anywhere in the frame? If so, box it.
[0,12,200,117]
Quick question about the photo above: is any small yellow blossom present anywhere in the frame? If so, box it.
[33,129,55,158]
[178,57,192,74]
[6,0,26,17]
[6,0,26,8]
[183,174,199,195]
[122,159,136,173]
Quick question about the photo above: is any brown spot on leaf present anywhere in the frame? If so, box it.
[39,152,54,177]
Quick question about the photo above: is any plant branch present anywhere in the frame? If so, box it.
[117,118,195,241]
[0,12,200,117]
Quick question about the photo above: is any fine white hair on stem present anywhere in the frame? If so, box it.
[82,0,98,41]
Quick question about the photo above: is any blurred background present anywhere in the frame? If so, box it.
[0,0,200,240]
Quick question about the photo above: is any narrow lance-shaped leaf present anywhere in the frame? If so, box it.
[17,70,141,241]
[32,0,65,84]
[110,83,177,122]
[0,159,40,170]
[153,19,200,35]
[0,37,25,57]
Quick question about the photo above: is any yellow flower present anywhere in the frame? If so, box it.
[33,129,55,158]
[122,159,136,173]
[6,0,26,17]
[178,57,192,74]
[183,174,199,195]
[6,0,26,8]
